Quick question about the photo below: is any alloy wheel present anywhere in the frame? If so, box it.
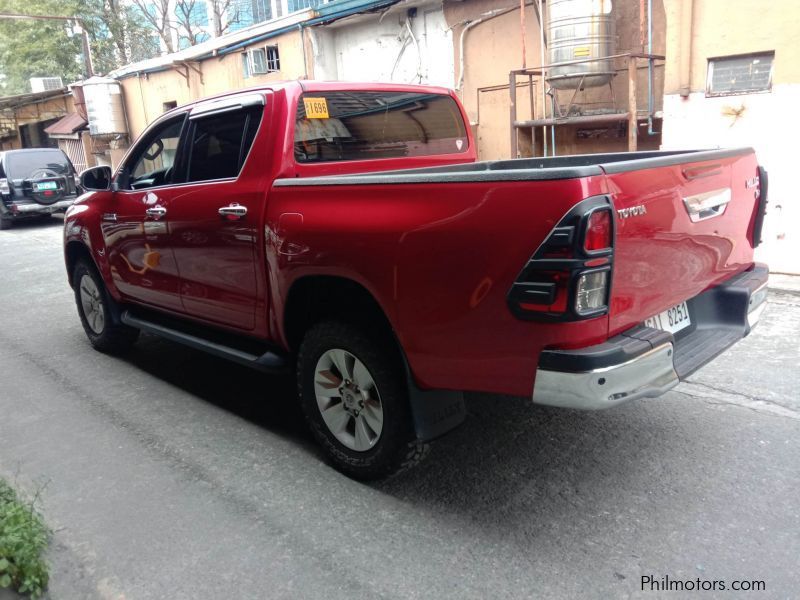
[314,348,384,452]
[79,274,105,334]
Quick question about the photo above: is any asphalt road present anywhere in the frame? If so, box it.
[1,217,798,599]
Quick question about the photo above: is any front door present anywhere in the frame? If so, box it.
[103,115,186,312]
[167,99,267,331]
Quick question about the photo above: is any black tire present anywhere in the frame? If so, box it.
[0,217,12,230]
[73,259,139,353]
[297,320,427,480]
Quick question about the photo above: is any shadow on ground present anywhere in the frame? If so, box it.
[117,330,710,530]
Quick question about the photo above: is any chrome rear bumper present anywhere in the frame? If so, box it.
[533,342,679,410]
[532,264,769,410]
[10,199,76,214]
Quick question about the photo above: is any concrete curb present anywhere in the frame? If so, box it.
[769,273,800,294]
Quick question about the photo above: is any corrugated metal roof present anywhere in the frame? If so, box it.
[108,9,314,79]
[108,0,405,76]
[0,88,68,110]
[43,112,87,135]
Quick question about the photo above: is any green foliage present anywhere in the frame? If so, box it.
[0,479,50,598]
[0,0,84,95]
[79,0,160,74]
[0,0,159,95]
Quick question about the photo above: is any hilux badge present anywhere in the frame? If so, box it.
[617,205,647,219]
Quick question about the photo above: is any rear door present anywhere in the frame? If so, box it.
[165,94,267,331]
[604,150,761,336]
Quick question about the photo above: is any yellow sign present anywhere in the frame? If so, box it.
[303,97,329,119]
[573,47,591,57]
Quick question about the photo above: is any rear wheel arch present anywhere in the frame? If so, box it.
[282,275,402,356]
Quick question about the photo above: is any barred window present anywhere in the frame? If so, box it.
[266,45,280,72]
[707,52,774,96]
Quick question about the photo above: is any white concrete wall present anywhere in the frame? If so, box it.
[661,85,800,274]
[313,5,454,88]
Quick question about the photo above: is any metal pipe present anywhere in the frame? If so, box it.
[405,18,423,83]
[538,0,547,156]
[513,52,664,73]
[514,112,630,128]
[456,7,518,91]
[647,0,656,135]
[550,92,556,154]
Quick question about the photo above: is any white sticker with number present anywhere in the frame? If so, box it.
[643,301,691,334]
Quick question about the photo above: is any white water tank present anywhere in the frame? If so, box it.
[82,76,128,138]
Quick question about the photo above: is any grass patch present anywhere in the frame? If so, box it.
[0,478,49,598]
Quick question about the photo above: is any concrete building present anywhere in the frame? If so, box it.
[0,0,794,271]
[660,0,799,272]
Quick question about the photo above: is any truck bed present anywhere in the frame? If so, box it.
[270,146,765,397]
[273,148,754,185]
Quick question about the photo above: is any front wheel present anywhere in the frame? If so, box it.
[297,321,427,480]
[73,259,139,353]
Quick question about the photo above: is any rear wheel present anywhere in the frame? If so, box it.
[73,260,139,353]
[0,217,12,230]
[297,320,427,480]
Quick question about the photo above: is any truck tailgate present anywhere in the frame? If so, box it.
[603,150,761,337]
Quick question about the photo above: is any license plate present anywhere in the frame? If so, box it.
[643,301,691,334]
[34,181,57,191]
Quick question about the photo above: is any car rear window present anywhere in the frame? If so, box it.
[6,151,71,179]
[294,91,468,163]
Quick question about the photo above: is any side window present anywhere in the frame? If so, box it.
[185,106,263,183]
[124,117,185,190]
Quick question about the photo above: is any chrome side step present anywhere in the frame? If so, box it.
[120,311,287,373]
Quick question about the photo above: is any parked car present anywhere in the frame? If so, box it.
[0,148,81,229]
[64,81,769,479]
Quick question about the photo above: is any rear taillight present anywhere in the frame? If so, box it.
[0,178,9,195]
[507,195,615,322]
[752,166,768,247]
[575,268,609,314]
[584,209,612,252]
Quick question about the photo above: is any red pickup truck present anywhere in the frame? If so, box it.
[65,81,769,479]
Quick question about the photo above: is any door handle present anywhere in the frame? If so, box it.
[683,188,731,222]
[218,203,247,220]
[145,205,167,220]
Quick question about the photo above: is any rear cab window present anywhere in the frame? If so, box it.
[293,91,469,164]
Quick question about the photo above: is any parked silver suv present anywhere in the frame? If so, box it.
[0,148,80,229]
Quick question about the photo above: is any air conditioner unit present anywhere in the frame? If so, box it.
[30,77,64,92]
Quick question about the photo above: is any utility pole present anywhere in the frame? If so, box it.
[0,13,94,78]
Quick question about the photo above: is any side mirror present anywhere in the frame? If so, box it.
[80,166,112,191]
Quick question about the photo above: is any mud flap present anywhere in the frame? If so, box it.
[406,379,466,442]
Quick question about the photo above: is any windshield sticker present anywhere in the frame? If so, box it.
[303,97,329,119]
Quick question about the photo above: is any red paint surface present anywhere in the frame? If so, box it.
[606,153,760,337]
